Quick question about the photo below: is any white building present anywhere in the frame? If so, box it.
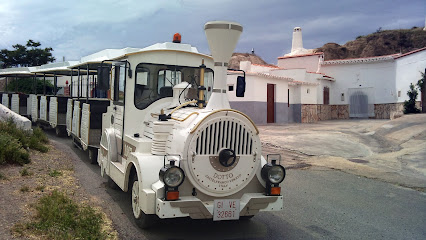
[227,27,426,123]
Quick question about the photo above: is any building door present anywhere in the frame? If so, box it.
[349,89,369,118]
[267,84,275,123]
[323,87,329,105]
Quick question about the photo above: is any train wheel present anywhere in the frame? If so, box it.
[88,148,98,164]
[131,174,157,229]
[72,137,78,148]
[55,127,65,137]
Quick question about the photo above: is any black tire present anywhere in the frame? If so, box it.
[241,215,255,220]
[72,137,78,148]
[55,126,66,137]
[107,176,120,190]
[88,148,98,164]
[131,174,158,229]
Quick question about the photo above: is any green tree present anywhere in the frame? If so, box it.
[417,71,425,91]
[403,83,420,114]
[5,77,56,94]
[0,40,55,68]
[418,70,426,113]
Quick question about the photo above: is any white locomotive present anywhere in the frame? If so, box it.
[97,21,286,228]
[0,20,286,228]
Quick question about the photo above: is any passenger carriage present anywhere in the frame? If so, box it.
[0,67,37,116]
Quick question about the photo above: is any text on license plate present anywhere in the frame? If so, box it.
[213,199,240,221]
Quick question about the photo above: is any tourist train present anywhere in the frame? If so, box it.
[0,21,286,228]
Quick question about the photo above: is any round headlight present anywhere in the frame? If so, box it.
[268,165,285,184]
[261,163,285,184]
[160,166,185,188]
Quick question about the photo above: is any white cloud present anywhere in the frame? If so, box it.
[0,0,424,65]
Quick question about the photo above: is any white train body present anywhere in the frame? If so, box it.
[98,21,285,226]
[0,20,285,227]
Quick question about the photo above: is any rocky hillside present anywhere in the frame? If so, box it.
[315,27,426,60]
[228,53,276,70]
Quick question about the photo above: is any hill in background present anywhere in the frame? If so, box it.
[229,27,426,68]
[315,27,426,60]
[228,53,277,70]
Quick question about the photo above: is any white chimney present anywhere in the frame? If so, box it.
[423,16,426,31]
[204,21,243,110]
[291,27,303,52]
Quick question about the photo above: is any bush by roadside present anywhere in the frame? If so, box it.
[13,190,108,240]
[0,120,48,165]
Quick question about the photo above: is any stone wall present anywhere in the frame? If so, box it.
[374,102,421,119]
[374,103,404,119]
[301,104,318,123]
[301,104,349,123]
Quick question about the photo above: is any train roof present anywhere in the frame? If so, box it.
[0,66,45,77]
[0,42,212,74]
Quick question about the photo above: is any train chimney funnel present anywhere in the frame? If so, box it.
[204,21,243,110]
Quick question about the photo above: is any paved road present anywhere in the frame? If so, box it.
[260,114,426,190]
[48,131,426,240]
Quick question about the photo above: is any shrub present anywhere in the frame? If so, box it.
[0,172,7,180]
[403,83,420,114]
[0,133,30,165]
[20,167,33,176]
[48,170,62,177]
[20,185,30,192]
[23,191,107,240]
[0,121,49,166]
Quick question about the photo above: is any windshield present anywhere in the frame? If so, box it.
[134,63,213,110]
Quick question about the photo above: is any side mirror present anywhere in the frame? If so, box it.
[236,76,245,97]
[97,66,111,90]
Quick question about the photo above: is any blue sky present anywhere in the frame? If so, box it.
[0,0,425,64]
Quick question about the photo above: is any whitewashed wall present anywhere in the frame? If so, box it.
[395,50,425,102]
[300,85,317,104]
[227,74,289,103]
[321,60,396,105]
[289,85,301,104]
[277,55,321,73]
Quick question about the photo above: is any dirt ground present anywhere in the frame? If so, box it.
[260,114,426,191]
[0,140,118,240]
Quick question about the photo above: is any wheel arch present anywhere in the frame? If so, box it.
[125,160,139,192]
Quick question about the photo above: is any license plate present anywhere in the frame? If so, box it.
[213,199,240,221]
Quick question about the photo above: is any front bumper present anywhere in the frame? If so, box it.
[156,193,283,219]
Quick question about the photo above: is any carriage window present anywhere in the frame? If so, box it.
[113,63,126,103]
[134,63,213,110]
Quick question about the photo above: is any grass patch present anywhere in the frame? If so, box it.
[20,185,30,192]
[49,170,62,177]
[15,190,107,240]
[0,120,49,166]
[20,167,33,176]
[0,172,7,180]
[35,185,45,192]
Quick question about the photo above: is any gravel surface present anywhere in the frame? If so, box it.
[0,137,118,240]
